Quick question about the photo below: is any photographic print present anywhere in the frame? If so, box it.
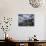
[18,14,34,26]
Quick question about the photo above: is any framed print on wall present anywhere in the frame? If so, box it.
[18,14,34,26]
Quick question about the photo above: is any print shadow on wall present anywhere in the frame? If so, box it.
[18,14,34,26]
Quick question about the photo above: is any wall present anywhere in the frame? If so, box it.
[44,15,46,40]
[0,0,46,40]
